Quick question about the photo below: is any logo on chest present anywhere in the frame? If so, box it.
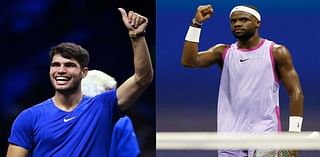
[240,58,250,62]
[63,117,76,122]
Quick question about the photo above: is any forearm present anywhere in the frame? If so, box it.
[182,4,214,67]
[289,89,304,117]
[182,41,200,67]
[116,36,153,110]
[286,80,304,133]
[288,79,304,132]
[182,23,202,67]
[182,21,222,67]
[130,36,153,86]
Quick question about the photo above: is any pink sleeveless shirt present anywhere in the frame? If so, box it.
[217,39,281,133]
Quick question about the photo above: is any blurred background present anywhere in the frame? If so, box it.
[0,0,155,156]
[157,0,320,156]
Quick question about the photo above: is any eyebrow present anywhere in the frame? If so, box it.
[51,61,78,66]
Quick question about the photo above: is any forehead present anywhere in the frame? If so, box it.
[51,54,79,64]
[230,11,254,20]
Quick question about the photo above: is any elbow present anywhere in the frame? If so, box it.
[181,61,190,67]
[181,59,194,67]
[145,70,154,84]
[296,88,304,103]
[298,91,304,116]
[298,89,304,107]
[289,87,304,101]
[135,70,153,86]
[300,91,304,102]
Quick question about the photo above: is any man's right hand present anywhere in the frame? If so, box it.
[118,8,148,37]
[194,4,214,25]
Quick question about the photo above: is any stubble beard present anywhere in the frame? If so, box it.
[233,29,255,41]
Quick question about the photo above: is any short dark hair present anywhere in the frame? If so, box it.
[49,42,89,68]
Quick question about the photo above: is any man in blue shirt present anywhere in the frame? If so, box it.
[7,8,153,157]
[81,70,140,157]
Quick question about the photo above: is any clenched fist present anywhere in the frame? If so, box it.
[193,5,214,25]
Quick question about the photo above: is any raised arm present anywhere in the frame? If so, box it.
[182,4,227,68]
[116,8,153,111]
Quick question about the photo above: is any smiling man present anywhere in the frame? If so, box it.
[6,8,153,157]
[181,4,303,157]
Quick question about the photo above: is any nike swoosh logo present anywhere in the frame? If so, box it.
[240,58,249,62]
[63,117,76,122]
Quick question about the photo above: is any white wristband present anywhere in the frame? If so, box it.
[289,116,303,132]
[185,26,201,43]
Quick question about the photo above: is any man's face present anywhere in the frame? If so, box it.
[49,54,87,93]
[230,11,259,40]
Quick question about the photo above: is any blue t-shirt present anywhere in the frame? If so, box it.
[109,116,140,157]
[9,90,121,157]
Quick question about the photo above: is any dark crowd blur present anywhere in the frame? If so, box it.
[0,0,155,156]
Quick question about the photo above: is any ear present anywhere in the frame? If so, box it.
[256,20,261,28]
[81,67,88,78]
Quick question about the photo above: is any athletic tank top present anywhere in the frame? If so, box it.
[217,39,281,133]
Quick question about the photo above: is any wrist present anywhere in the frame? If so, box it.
[185,26,201,43]
[129,30,146,38]
[289,116,303,132]
[192,18,202,28]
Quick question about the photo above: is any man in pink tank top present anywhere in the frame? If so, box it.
[181,4,303,157]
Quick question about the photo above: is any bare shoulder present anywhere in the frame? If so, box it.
[207,43,229,56]
[272,43,292,63]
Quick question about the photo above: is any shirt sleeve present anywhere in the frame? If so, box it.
[97,89,122,125]
[8,109,34,151]
[110,116,140,157]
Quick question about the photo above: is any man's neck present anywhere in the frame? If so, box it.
[237,35,261,49]
[52,91,83,112]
